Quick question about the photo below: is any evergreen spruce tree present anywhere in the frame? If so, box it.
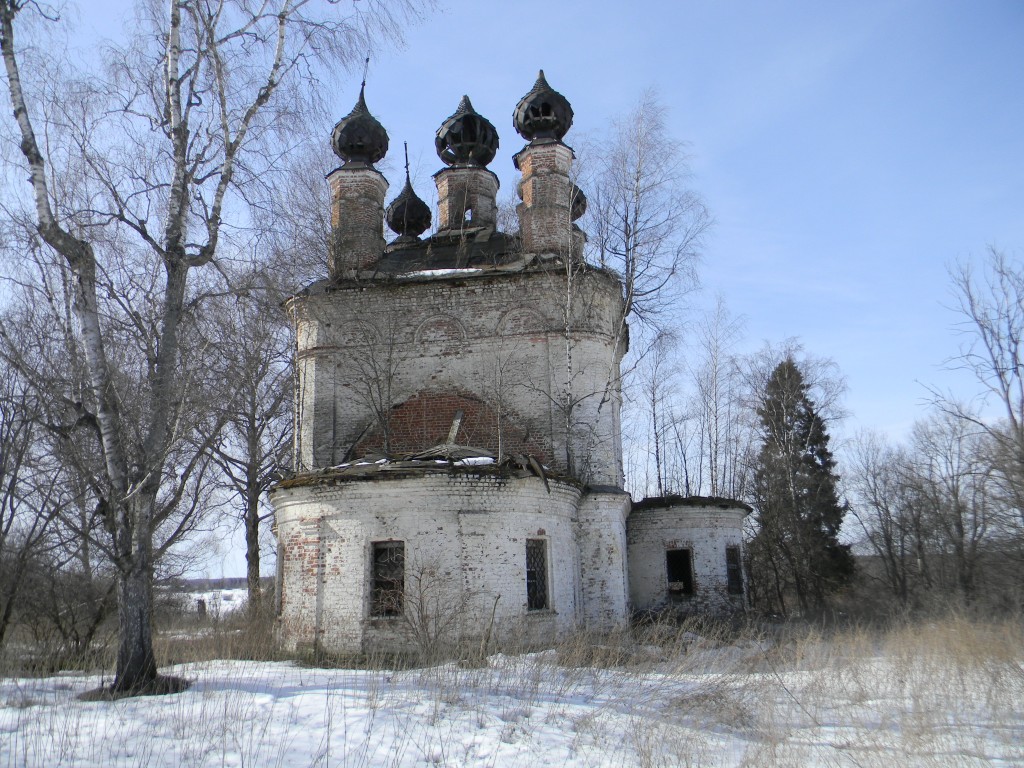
[748,357,854,616]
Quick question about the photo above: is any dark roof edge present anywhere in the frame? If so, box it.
[632,495,752,514]
[271,461,581,492]
[585,484,631,496]
[285,258,624,301]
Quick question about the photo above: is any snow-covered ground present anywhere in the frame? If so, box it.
[184,588,248,617]
[2,631,1022,767]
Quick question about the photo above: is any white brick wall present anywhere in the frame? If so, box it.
[286,268,626,485]
[576,490,632,631]
[272,472,592,654]
[627,502,748,616]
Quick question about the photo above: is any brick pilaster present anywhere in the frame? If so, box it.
[433,166,500,232]
[328,167,388,276]
[514,141,575,257]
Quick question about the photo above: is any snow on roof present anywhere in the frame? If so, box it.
[276,447,555,490]
[454,456,495,466]
[400,268,484,278]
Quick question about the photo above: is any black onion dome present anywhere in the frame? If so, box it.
[386,174,431,238]
[434,95,498,167]
[513,70,573,142]
[331,86,389,166]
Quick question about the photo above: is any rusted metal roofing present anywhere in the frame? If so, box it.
[272,446,569,491]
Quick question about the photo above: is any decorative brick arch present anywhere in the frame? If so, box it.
[414,314,467,344]
[355,389,548,460]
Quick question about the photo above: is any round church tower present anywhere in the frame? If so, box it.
[272,75,631,655]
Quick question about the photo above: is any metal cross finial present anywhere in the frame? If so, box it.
[404,142,410,181]
[361,55,370,89]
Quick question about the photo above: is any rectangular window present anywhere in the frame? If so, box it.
[371,541,404,617]
[726,545,744,595]
[665,548,694,596]
[526,539,549,611]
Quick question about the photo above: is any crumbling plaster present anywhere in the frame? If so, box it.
[273,473,586,653]
[627,501,749,616]
[289,268,626,486]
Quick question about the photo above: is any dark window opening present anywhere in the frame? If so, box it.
[726,545,743,595]
[665,549,694,597]
[526,539,549,611]
[371,541,404,617]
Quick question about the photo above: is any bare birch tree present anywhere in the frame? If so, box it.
[579,91,709,492]
[586,90,709,335]
[847,430,924,606]
[849,412,1003,610]
[942,248,1024,523]
[0,362,67,648]
[689,297,748,498]
[637,330,677,497]
[0,246,123,661]
[906,411,993,603]
[0,0,423,694]
[205,274,291,616]
[481,339,530,463]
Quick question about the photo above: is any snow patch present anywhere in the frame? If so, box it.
[402,268,484,278]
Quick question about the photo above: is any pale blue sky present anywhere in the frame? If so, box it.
[355,0,1023,442]
[61,1,1024,573]
[73,0,1023,439]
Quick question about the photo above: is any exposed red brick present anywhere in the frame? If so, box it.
[356,389,548,461]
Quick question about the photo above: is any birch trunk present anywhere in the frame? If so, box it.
[245,486,263,615]
[115,508,157,691]
[3,0,424,694]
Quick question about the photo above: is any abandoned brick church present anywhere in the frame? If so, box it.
[270,72,748,653]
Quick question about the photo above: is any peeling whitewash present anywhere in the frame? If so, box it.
[628,502,749,616]
[272,98,746,653]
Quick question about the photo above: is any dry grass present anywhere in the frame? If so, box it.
[2,611,1022,766]
[724,615,1024,767]
[153,610,284,667]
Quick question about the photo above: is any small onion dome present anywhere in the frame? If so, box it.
[386,173,431,238]
[570,184,587,221]
[331,86,389,166]
[513,70,573,142]
[434,95,498,167]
